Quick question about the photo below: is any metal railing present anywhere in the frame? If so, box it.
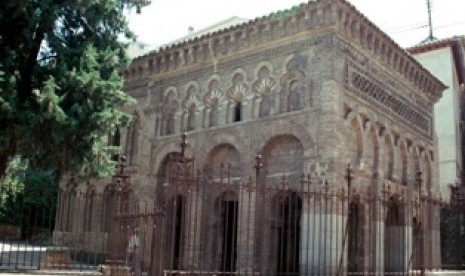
[0,141,464,275]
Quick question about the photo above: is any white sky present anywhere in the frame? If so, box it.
[127,0,465,48]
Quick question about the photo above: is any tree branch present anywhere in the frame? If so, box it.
[18,9,52,103]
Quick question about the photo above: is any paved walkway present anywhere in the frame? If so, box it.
[0,242,101,275]
[0,272,101,276]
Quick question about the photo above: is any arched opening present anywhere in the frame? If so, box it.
[287,80,301,112]
[347,201,365,274]
[215,192,238,272]
[161,92,178,136]
[206,80,221,127]
[204,144,240,179]
[254,66,274,118]
[233,102,242,122]
[385,196,405,273]
[412,217,424,271]
[274,192,302,275]
[281,58,305,113]
[165,195,185,270]
[228,73,246,123]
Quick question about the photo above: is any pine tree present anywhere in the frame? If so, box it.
[0,0,149,179]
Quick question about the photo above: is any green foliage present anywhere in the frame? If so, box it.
[0,0,149,179]
[440,207,465,269]
[0,158,57,239]
[268,5,301,20]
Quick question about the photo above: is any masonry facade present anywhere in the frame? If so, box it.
[55,0,446,274]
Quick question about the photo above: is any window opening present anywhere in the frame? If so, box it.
[233,102,242,122]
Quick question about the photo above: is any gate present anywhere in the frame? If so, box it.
[149,133,446,275]
[0,156,163,274]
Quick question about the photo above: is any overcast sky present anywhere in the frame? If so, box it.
[127,0,465,48]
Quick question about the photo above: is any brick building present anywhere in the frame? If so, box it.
[56,0,446,274]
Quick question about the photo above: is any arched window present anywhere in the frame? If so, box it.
[253,66,275,118]
[227,73,248,123]
[288,80,301,111]
[161,90,178,136]
[233,102,242,122]
[183,85,199,131]
[280,58,305,113]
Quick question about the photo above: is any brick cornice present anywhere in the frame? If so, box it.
[123,0,446,103]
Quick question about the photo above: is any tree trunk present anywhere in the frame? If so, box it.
[0,154,8,178]
[18,9,50,103]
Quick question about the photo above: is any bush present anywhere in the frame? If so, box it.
[0,157,58,239]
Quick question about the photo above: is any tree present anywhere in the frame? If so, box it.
[0,0,149,179]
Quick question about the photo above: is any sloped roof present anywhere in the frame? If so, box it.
[165,16,249,47]
[408,36,465,85]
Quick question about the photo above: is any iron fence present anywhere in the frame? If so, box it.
[0,140,464,275]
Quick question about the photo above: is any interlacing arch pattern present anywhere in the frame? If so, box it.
[157,55,310,136]
[344,104,433,188]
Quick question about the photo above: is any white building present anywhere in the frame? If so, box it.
[409,37,465,200]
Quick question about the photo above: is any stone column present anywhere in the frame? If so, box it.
[174,114,182,134]
[252,99,261,119]
[300,200,347,275]
[370,200,385,274]
[236,185,257,274]
[203,108,209,128]
[226,103,234,123]
[303,79,347,274]
[384,225,411,272]
[219,105,227,126]
[242,101,252,122]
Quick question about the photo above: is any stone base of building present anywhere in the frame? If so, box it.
[99,264,131,276]
[40,247,71,269]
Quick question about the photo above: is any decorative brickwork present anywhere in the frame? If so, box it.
[59,0,447,275]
